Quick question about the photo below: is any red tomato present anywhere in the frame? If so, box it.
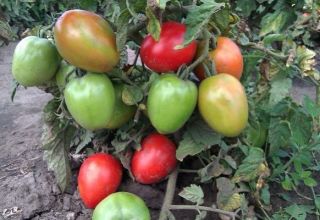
[140,21,197,73]
[195,37,243,80]
[131,133,177,184]
[78,153,122,208]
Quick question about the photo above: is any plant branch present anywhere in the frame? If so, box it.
[158,168,179,220]
[169,205,239,219]
[188,30,210,72]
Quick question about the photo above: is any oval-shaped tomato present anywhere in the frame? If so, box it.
[64,73,115,130]
[55,61,76,90]
[78,153,122,209]
[147,74,197,134]
[54,10,119,73]
[198,74,248,137]
[131,133,177,184]
[140,21,197,73]
[93,192,150,220]
[105,83,136,129]
[195,37,243,80]
[12,36,61,86]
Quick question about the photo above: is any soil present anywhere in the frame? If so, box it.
[0,43,318,220]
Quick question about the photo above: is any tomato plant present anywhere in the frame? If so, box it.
[54,9,119,73]
[198,74,248,137]
[78,153,122,209]
[55,60,76,90]
[64,73,115,131]
[12,36,61,86]
[195,37,243,80]
[92,192,150,220]
[140,21,197,73]
[131,133,177,184]
[147,74,197,134]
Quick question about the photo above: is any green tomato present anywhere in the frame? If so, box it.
[147,74,197,134]
[12,36,61,86]
[106,83,136,129]
[64,73,115,130]
[92,192,150,220]
[55,61,76,90]
[198,74,248,137]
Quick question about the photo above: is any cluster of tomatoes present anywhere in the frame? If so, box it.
[11,8,249,219]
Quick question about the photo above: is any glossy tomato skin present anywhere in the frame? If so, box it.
[54,10,119,73]
[198,74,248,137]
[147,74,197,134]
[195,37,243,80]
[131,133,177,184]
[78,153,122,209]
[12,36,61,86]
[92,192,150,220]
[140,21,197,73]
[55,61,76,90]
[64,73,115,130]
[105,83,136,129]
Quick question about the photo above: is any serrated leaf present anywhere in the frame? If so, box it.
[216,177,235,193]
[182,0,225,46]
[235,0,257,17]
[42,99,76,192]
[179,184,204,205]
[268,119,291,155]
[263,34,286,45]
[260,185,270,205]
[75,130,94,153]
[198,158,224,182]
[269,76,292,108]
[146,6,161,41]
[176,133,207,161]
[303,96,320,118]
[285,204,312,220]
[296,46,320,81]
[116,9,131,68]
[211,1,230,34]
[232,147,266,183]
[281,175,294,190]
[290,108,312,146]
[122,85,144,105]
[260,9,297,36]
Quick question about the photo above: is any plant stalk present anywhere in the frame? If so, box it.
[158,168,179,220]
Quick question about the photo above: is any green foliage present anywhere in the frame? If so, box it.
[179,184,204,205]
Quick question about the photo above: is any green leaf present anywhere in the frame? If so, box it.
[260,9,297,36]
[198,158,225,182]
[79,0,97,11]
[195,211,207,220]
[182,0,225,46]
[179,184,204,205]
[261,185,270,205]
[285,204,313,220]
[232,147,266,183]
[303,177,317,187]
[41,99,76,192]
[236,0,257,17]
[211,0,230,34]
[263,34,286,45]
[10,79,20,102]
[269,76,292,108]
[122,85,144,105]
[176,118,222,161]
[303,96,320,118]
[268,119,291,155]
[290,108,312,146]
[281,175,294,190]
[146,6,161,41]
[314,196,320,210]
[296,46,320,81]
[75,130,94,153]
[156,0,170,9]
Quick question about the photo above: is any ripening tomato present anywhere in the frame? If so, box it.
[12,36,61,86]
[54,10,119,73]
[131,133,177,184]
[78,153,122,209]
[55,61,76,90]
[140,21,197,73]
[198,74,248,137]
[195,37,243,80]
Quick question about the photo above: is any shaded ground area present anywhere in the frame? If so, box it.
[0,43,318,220]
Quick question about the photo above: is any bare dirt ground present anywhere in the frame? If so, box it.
[0,43,318,220]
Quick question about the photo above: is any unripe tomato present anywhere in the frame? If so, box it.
[12,36,61,86]
[140,21,197,73]
[198,74,248,137]
[55,61,76,90]
[93,192,150,220]
[147,74,197,134]
[54,10,119,73]
[195,37,243,80]
[78,153,122,209]
[64,73,115,130]
[105,83,136,129]
[131,133,177,184]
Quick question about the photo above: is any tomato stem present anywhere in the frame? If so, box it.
[169,205,239,219]
[158,168,179,220]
